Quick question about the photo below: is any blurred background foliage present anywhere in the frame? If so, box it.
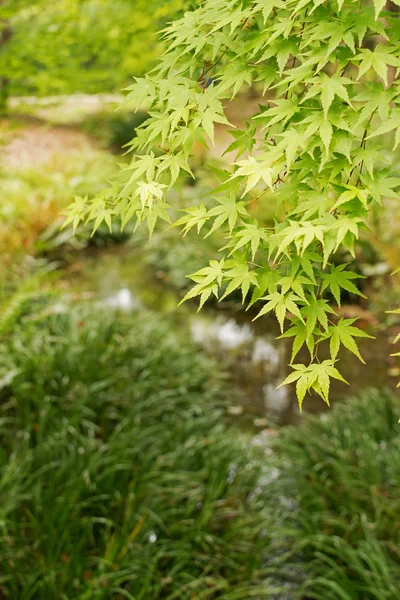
[0,1,399,598]
[0,0,197,105]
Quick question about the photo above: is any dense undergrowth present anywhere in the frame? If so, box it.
[0,304,273,599]
[272,389,400,600]
[0,298,398,599]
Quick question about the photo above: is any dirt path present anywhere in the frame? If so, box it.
[1,123,98,171]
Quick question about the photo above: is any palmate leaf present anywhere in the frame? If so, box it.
[205,194,248,236]
[366,109,400,149]
[331,186,369,211]
[158,152,194,187]
[224,126,257,158]
[273,220,325,258]
[278,319,316,363]
[224,223,269,260]
[253,98,300,128]
[253,291,304,332]
[301,73,353,119]
[362,171,400,204]
[254,0,286,23]
[278,360,348,411]
[179,259,225,308]
[62,195,88,233]
[301,298,336,340]
[321,264,366,307]
[195,93,232,146]
[134,201,171,238]
[278,273,315,300]
[135,181,166,210]
[174,204,209,235]
[331,217,361,254]
[355,45,400,86]
[220,259,258,303]
[230,156,276,197]
[247,266,281,308]
[327,318,374,364]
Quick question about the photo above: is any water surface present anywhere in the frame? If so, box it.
[63,246,397,428]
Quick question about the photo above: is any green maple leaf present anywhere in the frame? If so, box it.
[253,291,304,332]
[120,154,160,196]
[218,60,253,98]
[224,126,257,158]
[289,191,331,220]
[366,109,400,148]
[62,195,88,233]
[331,186,369,211]
[278,360,348,411]
[180,259,225,308]
[362,171,400,204]
[352,146,387,179]
[279,273,315,300]
[331,217,361,253]
[301,298,336,340]
[253,98,300,128]
[254,0,286,22]
[197,94,232,145]
[87,197,115,234]
[135,181,166,209]
[174,204,209,235]
[274,220,325,258]
[302,73,353,119]
[248,266,281,307]
[124,76,155,109]
[321,264,366,307]
[226,223,269,259]
[373,0,387,19]
[327,318,374,363]
[278,320,316,362]
[221,260,258,302]
[205,194,248,236]
[231,156,277,197]
[143,202,172,237]
[355,45,400,86]
[158,153,194,187]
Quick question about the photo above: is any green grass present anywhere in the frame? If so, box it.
[0,304,274,600]
[271,389,400,600]
[0,295,399,600]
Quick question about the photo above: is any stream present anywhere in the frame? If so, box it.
[63,244,398,429]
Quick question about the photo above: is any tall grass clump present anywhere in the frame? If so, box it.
[271,390,400,600]
[0,304,274,599]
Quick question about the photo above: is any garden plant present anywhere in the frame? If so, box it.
[66,0,400,408]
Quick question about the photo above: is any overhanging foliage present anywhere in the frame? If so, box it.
[66,0,400,407]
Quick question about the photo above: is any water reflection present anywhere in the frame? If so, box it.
[104,286,139,310]
[190,316,253,349]
[65,247,395,427]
